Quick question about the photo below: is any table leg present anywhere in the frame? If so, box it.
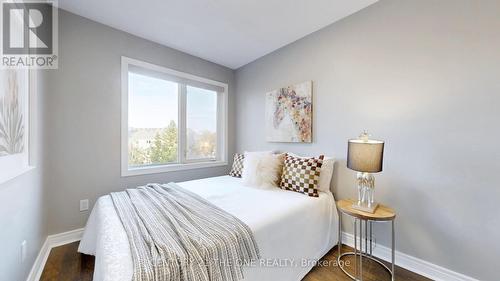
[359,219,363,281]
[369,221,373,256]
[338,212,342,258]
[354,219,357,278]
[392,219,395,281]
[365,220,368,254]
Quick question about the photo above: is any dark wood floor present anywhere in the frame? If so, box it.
[40,242,431,281]
[40,242,94,281]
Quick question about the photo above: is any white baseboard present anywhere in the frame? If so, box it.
[25,239,50,281]
[26,228,478,281]
[26,228,84,281]
[341,232,478,281]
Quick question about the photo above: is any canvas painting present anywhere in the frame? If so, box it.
[265,81,312,142]
[0,70,27,157]
[0,69,30,183]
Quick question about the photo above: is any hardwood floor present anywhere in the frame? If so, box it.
[40,242,94,281]
[40,242,431,281]
[302,246,431,281]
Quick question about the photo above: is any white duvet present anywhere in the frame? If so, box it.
[78,176,338,281]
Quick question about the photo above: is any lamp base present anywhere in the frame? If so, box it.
[352,201,379,213]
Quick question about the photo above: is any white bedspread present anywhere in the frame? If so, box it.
[78,176,338,281]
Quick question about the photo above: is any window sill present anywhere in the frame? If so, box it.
[122,161,228,177]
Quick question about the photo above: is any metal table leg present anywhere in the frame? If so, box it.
[354,219,357,278]
[338,212,342,258]
[369,221,373,256]
[359,219,363,281]
[365,220,368,254]
[392,220,395,281]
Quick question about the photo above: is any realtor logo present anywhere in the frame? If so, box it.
[1,0,58,69]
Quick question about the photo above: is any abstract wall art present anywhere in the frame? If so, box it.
[265,81,312,143]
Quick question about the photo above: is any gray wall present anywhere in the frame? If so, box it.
[45,10,236,234]
[235,0,500,280]
[0,71,47,281]
[0,171,45,281]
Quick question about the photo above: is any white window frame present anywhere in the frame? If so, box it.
[121,56,228,177]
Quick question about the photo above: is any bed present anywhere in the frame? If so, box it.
[78,175,339,281]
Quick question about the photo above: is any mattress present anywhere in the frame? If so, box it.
[78,175,339,281]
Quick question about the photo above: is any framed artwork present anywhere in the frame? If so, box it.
[265,81,312,143]
[0,69,31,184]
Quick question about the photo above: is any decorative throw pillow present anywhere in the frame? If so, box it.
[287,153,335,193]
[229,153,245,178]
[242,151,283,188]
[280,154,324,197]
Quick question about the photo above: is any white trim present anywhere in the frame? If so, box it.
[123,160,228,177]
[121,57,129,177]
[45,228,84,248]
[178,83,187,163]
[341,232,479,281]
[120,56,229,177]
[26,239,49,281]
[26,228,84,281]
[123,57,228,89]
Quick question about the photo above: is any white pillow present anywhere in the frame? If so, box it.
[242,151,284,188]
[287,153,335,193]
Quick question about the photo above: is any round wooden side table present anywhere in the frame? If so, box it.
[336,199,396,281]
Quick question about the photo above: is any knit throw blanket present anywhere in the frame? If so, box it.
[110,183,260,281]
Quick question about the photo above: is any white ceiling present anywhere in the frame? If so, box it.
[59,0,377,69]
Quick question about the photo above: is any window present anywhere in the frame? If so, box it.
[121,57,228,176]
[186,86,218,160]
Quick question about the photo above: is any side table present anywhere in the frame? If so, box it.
[337,199,396,281]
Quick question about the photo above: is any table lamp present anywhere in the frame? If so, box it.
[347,131,384,213]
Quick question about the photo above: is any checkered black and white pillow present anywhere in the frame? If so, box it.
[279,154,324,197]
[229,153,245,178]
